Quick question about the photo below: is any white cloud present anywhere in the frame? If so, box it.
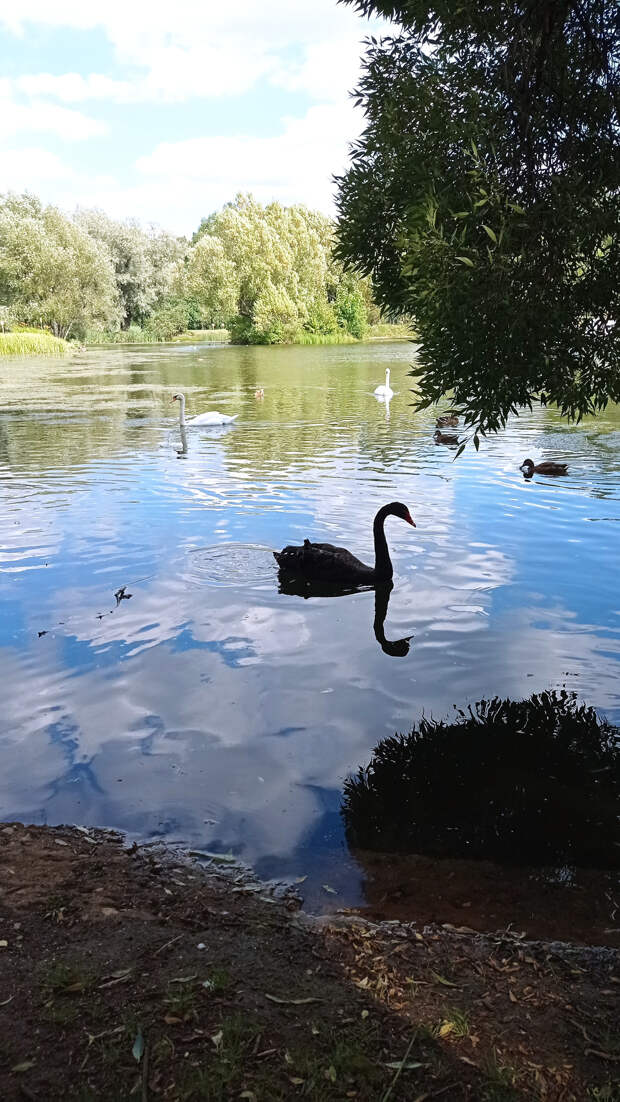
[0,147,75,189]
[16,72,136,104]
[0,0,378,105]
[0,95,106,140]
[0,0,381,229]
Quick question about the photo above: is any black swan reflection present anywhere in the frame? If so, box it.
[274,502,415,585]
[277,577,413,658]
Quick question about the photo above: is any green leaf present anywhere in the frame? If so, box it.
[482,225,497,243]
[473,434,480,451]
[132,1028,144,1063]
[455,256,474,267]
[452,212,470,219]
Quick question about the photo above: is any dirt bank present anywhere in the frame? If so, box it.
[0,823,617,1100]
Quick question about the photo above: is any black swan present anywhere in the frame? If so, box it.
[273,502,415,585]
[521,458,568,476]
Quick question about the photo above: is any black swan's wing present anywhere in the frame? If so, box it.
[274,540,374,582]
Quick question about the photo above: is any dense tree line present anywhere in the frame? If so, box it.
[0,191,373,344]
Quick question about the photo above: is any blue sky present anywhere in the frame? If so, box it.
[0,0,385,235]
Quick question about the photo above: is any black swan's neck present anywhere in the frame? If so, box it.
[373,505,394,580]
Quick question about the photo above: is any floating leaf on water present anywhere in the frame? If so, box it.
[322,884,338,895]
[294,876,307,884]
[132,1028,144,1063]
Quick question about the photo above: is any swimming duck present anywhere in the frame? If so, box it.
[434,429,459,445]
[520,458,568,476]
[436,414,459,428]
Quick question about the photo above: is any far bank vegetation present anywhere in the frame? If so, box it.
[0,191,411,351]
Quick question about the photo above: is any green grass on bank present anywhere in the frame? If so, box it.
[366,321,417,340]
[84,321,414,348]
[172,328,231,343]
[294,329,358,345]
[0,330,69,356]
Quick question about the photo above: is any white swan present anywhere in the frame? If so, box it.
[374,368,394,398]
[172,392,238,426]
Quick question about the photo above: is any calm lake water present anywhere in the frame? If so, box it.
[1,342,619,934]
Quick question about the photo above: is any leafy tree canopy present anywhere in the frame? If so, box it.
[336,1,620,436]
[0,193,120,339]
[342,691,619,867]
[75,209,185,329]
[182,193,369,343]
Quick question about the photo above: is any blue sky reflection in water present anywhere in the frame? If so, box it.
[1,341,619,911]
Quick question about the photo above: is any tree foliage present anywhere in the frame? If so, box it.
[75,209,185,329]
[336,1,620,433]
[342,691,620,867]
[184,193,368,343]
[0,193,119,339]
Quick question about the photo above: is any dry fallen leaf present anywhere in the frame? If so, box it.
[431,971,459,988]
[264,994,321,1005]
[11,1061,36,1073]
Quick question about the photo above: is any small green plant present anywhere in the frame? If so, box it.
[481,1049,519,1101]
[589,1084,620,1101]
[202,967,231,994]
[41,961,96,995]
[442,1008,470,1037]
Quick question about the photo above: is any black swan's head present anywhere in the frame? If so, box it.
[382,502,415,527]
